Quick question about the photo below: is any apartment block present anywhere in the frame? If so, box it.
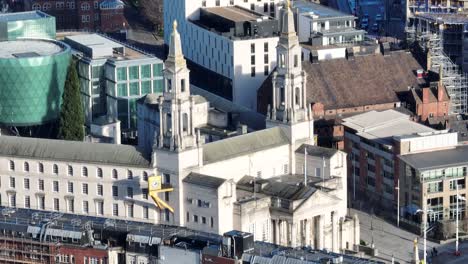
[294,0,365,46]
[342,110,458,210]
[164,0,284,110]
[399,145,468,225]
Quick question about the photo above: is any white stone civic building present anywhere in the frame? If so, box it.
[0,7,359,253]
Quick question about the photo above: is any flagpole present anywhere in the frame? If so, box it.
[304,147,307,185]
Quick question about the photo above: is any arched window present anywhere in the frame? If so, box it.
[295,87,301,106]
[38,163,44,173]
[23,162,29,172]
[127,170,133,179]
[9,160,15,171]
[82,167,88,177]
[165,113,172,134]
[182,113,189,133]
[53,164,58,174]
[97,168,103,178]
[32,3,41,10]
[279,87,285,107]
[142,171,148,181]
[279,54,285,68]
[181,79,186,92]
[112,169,118,179]
[68,165,73,176]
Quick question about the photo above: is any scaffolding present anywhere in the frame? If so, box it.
[405,10,468,114]
[427,34,468,114]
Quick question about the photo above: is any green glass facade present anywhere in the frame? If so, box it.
[110,62,165,130]
[0,11,56,41]
[0,40,71,126]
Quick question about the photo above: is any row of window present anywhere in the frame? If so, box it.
[7,194,152,220]
[82,14,100,23]
[7,160,149,180]
[116,64,163,82]
[201,0,275,15]
[186,212,215,228]
[8,177,154,200]
[32,1,101,11]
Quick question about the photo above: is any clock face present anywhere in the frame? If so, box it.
[152,181,159,188]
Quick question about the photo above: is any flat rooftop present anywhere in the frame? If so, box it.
[0,10,51,23]
[0,39,66,59]
[64,33,151,60]
[342,110,436,144]
[203,6,264,22]
[293,0,355,19]
[415,12,468,24]
[399,145,468,171]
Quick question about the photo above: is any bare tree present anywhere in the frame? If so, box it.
[139,0,164,31]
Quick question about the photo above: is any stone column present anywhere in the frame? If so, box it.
[275,219,280,245]
[289,221,295,247]
[353,214,360,249]
[332,212,337,252]
[318,214,325,250]
[339,217,345,251]
[190,100,195,136]
[158,103,163,148]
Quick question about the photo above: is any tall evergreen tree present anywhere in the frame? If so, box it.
[58,59,85,141]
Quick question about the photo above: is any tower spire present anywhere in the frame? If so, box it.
[166,20,186,70]
[281,0,297,40]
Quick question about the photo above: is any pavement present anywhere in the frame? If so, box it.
[431,242,468,264]
[352,209,437,263]
[353,208,468,263]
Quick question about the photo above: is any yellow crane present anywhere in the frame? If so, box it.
[148,175,174,213]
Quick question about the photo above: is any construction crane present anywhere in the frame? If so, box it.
[148,175,174,213]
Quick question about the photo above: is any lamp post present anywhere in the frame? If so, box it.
[455,183,466,256]
[416,206,433,264]
[396,178,400,227]
[351,153,356,200]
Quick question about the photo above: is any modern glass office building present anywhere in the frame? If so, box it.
[64,34,164,136]
[0,39,71,126]
[0,11,56,41]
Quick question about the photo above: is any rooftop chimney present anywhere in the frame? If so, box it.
[422,87,430,103]
[416,69,424,79]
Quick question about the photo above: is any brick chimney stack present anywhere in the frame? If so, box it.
[422,88,430,103]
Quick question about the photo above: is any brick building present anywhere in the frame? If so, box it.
[342,109,458,211]
[257,50,427,149]
[24,0,126,32]
[407,81,450,126]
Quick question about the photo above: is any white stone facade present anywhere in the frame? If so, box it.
[0,157,159,223]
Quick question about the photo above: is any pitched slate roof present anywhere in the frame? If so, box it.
[183,172,226,189]
[295,144,338,158]
[0,136,150,167]
[257,51,425,113]
[202,127,290,164]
